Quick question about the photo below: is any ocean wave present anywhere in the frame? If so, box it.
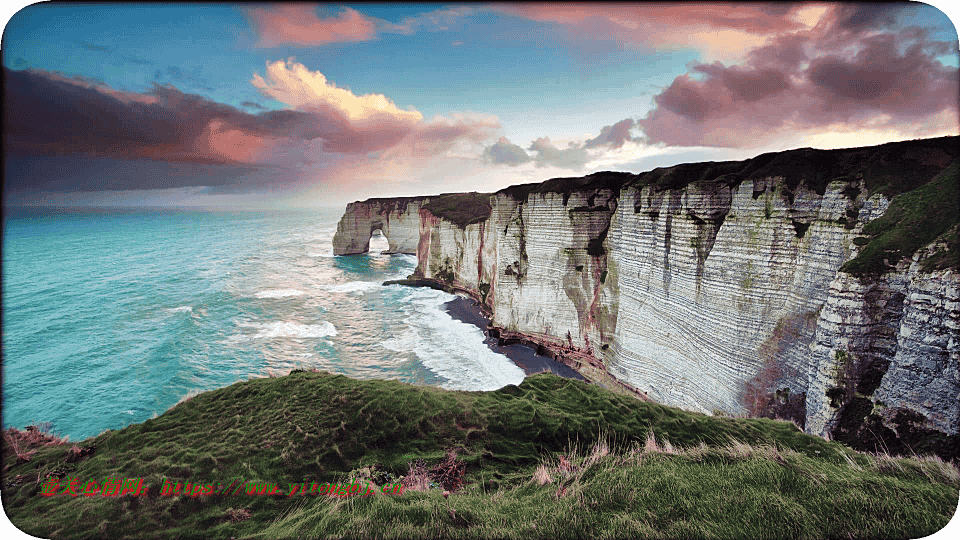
[323,281,381,294]
[382,288,524,390]
[166,306,193,313]
[241,321,338,339]
[396,254,418,266]
[254,289,305,299]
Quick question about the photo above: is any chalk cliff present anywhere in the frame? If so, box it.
[334,136,959,458]
[333,196,430,255]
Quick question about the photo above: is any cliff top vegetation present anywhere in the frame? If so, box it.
[625,135,959,198]
[489,136,958,205]
[357,195,433,206]
[421,192,492,228]
[4,371,957,539]
[842,159,959,276]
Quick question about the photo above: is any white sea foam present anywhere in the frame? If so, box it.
[308,252,335,258]
[166,306,193,313]
[396,254,418,266]
[323,281,381,294]
[242,321,338,339]
[381,288,524,390]
[254,289,305,299]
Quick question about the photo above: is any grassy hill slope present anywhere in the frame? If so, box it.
[3,371,957,539]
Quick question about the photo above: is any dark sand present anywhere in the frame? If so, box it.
[443,295,586,381]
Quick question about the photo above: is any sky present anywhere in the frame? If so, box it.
[2,2,958,209]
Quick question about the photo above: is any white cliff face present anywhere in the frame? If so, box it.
[607,179,862,414]
[806,258,960,438]
[332,142,959,442]
[415,208,496,297]
[487,191,618,358]
[332,198,428,255]
[873,268,959,434]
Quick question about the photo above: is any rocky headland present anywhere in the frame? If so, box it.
[334,136,960,459]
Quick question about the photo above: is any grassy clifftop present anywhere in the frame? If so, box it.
[842,159,959,276]
[493,136,958,204]
[421,192,492,228]
[3,371,957,539]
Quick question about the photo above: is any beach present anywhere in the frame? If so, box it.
[442,295,586,381]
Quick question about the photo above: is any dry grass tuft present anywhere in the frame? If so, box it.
[841,451,862,471]
[684,442,710,462]
[557,454,579,475]
[4,424,69,464]
[916,454,960,485]
[725,439,754,460]
[585,439,610,466]
[641,431,677,455]
[532,464,553,485]
[430,449,467,492]
[402,459,433,493]
[643,431,661,454]
[661,438,677,455]
[871,453,905,475]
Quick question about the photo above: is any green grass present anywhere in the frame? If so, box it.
[421,192,492,228]
[491,137,957,216]
[3,372,957,539]
[840,160,959,276]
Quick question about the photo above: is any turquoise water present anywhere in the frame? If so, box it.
[2,207,524,441]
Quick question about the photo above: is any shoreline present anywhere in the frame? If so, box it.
[442,295,587,381]
[386,277,651,401]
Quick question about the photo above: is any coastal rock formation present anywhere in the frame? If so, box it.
[332,197,430,255]
[334,136,960,457]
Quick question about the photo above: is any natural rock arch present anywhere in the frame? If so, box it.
[332,198,428,255]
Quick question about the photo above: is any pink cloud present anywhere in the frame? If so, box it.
[496,3,805,33]
[493,3,812,61]
[636,4,959,148]
[246,5,475,47]
[251,60,498,156]
[248,5,377,47]
[3,67,333,167]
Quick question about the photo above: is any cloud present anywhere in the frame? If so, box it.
[830,3,903,35]
[251,59,422,122]
[3,62,502,194]
[492,3,813,62]
[585,118,637,149]
[246,5,475,47]
[636,4,959,148]
[4,66,320,170]
[485,119,641,169]
[249,59,497,156]
[375,6,475,35]
[495,3,802,31]
[485,136,532,165]
[528,137,589,170]
[407,113,500,157]
[248,5,377,47]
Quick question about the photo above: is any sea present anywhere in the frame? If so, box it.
[1,207,525,442]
